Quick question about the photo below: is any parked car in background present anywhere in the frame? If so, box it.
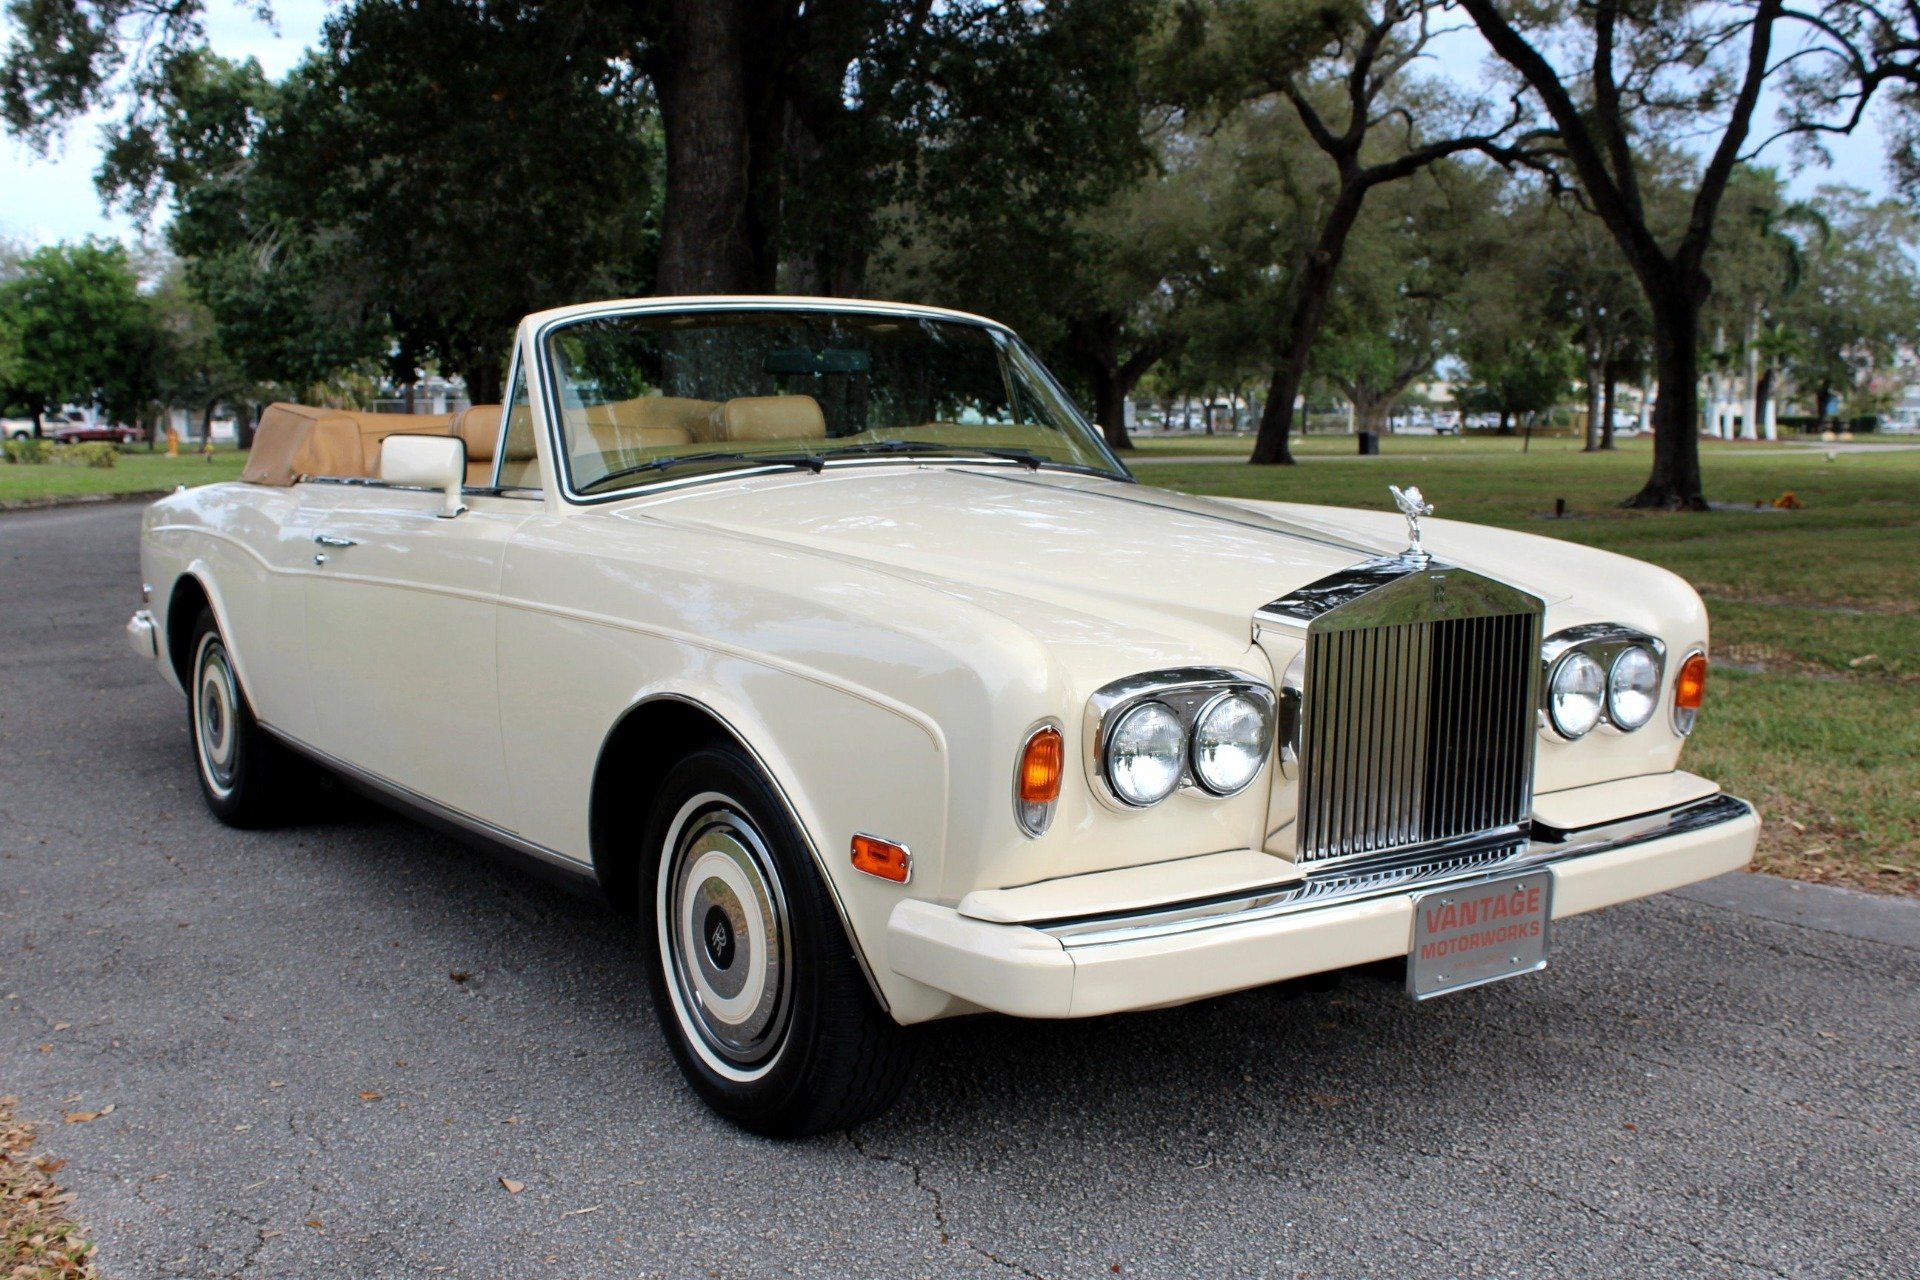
[3,411,124,441]
[50,419,140,445]
[128,295,1757,1137]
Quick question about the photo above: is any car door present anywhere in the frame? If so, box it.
[299,482,531,827]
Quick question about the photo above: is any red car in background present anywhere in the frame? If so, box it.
[50,420,141,444]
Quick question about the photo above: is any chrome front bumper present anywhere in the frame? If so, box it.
[887,791,1758,1019]
[126,609,159,661]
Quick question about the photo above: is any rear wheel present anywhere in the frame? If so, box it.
[187,608,302,827]
[640,744,915,1136]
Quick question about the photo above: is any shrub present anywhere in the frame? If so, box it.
[3,438,53,465]
[69,441,119,468]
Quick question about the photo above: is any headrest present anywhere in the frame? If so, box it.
[587,395,718,444]
[712,395,826,442]
[453,404,503,461]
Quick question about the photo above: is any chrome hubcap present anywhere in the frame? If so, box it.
[659,799,791,1076]
[194,635,239,796]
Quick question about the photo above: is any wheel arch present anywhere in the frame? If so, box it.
[164,573,216,686]
[587,692,890,1013]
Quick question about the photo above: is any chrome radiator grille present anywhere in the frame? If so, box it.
[1297,609,1539,863]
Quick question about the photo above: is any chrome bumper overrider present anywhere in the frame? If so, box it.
[126,609,158,661]
[886,792,1758,1020]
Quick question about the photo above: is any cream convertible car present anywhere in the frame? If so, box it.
[128,298,1757,1135]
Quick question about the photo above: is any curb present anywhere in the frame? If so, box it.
[0,489,174,515]
[1671,871,1920,950]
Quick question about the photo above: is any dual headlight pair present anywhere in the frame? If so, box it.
[1543,626,1665,739]
[1090,672,1276,809]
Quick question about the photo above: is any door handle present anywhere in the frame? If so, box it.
[313,534,358,548]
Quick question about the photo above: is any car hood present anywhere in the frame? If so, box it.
[627,466,1449,649]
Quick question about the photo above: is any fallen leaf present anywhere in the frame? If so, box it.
[1623,1122,1637,1132]
[359,1091,383,1102]
[234,1124,251,1132]
[258,1229,284,1241]
[499,1177,524,1194]
[32,1157,66,1173]
[51,1022,70,1031]
[560,1205,603,1218]
[37,1044,50,1053]
[62,1104,111,1123]
[449,970,472,984]
[1848,654,1879,668]
[268,1080,285,1089]
[305,1219,324,1230]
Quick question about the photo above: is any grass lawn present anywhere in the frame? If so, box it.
[0,446,247,504]
[1141,436,1920,896]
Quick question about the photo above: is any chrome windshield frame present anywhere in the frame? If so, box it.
[531,299,1131,507]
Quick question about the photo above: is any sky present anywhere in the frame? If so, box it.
[0,1,1903,249]
[0,0,335,247]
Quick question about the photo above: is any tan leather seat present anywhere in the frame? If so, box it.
[708,395,826,443]
[451,404,503,485]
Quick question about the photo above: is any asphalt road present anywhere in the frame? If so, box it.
[3,501,1917,1280]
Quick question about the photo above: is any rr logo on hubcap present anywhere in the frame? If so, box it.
[703,905,736,970]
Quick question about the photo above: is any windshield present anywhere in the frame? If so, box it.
[541,307,1125,496]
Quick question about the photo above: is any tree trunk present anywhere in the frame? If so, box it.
[1251,367,1296,464]
[465,358,504,407]
[1600,367,1617,451]
[1624,291,1708,510]
[654,0,764,294]
[237,402,257,450]
[1583,346,1604,453]
[1251,186,1365,465]
[1497,408,1512,436]
[1754,367,1774,442]
[1086,363,1133,453]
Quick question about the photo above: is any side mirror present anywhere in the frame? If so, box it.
[380,433,467,518]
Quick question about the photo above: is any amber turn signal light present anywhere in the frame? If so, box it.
[851,833,911,883]
[1672,651,1707,735]
[1018,726,1065,804]
[1014,725,1064,837]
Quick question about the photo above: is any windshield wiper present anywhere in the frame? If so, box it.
[823,439,1046,470]
[578,450,825,493]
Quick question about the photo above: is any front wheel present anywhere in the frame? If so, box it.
[186,608,303,827]
[640,745,915,1136]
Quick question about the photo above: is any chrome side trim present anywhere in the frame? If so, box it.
[1040,793,1754,949]
[256,723,600,889]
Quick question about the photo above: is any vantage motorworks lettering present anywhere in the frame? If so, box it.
[1409,872,1554,998]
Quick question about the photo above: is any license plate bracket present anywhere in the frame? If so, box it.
[1407,869,1552,999]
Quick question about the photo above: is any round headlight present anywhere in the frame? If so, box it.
[1548,650,1605,738]
[1105,701,1186,806]
[1607,646,1660,731]
[1191,692,1272,795]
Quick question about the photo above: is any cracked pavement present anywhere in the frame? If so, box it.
[2,501,1917,1278]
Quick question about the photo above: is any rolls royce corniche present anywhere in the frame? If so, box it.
[127,297,1757,1135]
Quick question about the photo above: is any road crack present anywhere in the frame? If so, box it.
[846,1129,1047,1279]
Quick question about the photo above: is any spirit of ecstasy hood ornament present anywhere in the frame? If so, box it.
[1388,484,1434,563]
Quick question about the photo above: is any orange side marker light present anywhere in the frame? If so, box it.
[851,833,912,883]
